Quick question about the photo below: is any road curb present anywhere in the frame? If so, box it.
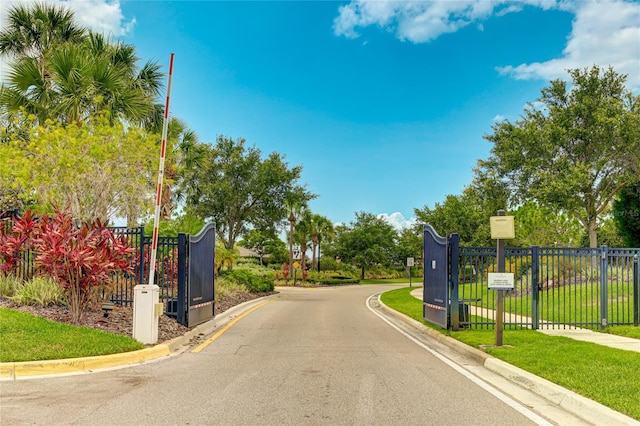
[0,293,282,380]
[377,295,640,426]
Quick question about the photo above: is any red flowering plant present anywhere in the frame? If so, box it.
[0,210,38,278]
[32,209,136,323]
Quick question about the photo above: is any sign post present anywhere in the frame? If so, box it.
[490,210,514,347]
[407,257,414,287]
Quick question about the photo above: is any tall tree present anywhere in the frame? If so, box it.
[310,213,334,271]
[0,4,163,128]
[185,136,314,250]
[328,211,397,279]
[0,2,85,63]
[293,209,312,271]
[482,66,640,247]
[0,115,157,223]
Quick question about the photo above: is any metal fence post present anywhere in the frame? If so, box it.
[138,226,146,285]
[531,246,539,330]
[600,246,608,328]
[634,254,639,327]
[449,233,460,331]
[177,232,188,326]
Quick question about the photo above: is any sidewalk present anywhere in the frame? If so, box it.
[410,287,640,353]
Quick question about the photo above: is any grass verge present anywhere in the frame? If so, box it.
[380,286,640,420]
[0,307,145,362]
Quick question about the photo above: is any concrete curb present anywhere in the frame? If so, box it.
[0,293,282,381]
[377,295,640,426]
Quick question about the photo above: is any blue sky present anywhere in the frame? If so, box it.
[2,0,639,229]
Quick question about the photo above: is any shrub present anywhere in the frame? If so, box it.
[32,209,136,323]
[0,274,21,298]
[11,276,65,306]
[215,276,246,301]
[220,268,274,293]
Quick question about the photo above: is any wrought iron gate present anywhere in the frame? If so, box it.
[422,224,451,329]
[186,223,216,327]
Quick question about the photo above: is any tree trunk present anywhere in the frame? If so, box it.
[588,218,598,248]
[361,265,365,280]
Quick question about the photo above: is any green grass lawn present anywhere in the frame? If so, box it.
[0,307,144,362]
[381,286,640,421]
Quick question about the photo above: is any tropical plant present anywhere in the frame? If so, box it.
[0,3,163,128]
[310,214,334,271]
[32,209,136,323]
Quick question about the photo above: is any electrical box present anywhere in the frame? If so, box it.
[133,284,160,344]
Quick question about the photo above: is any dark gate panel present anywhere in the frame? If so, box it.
[423,224,449,328]
[187,223,216,327]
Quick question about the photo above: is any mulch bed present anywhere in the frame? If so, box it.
[0,291,277,344]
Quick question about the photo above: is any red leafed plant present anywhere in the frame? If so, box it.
[0,210,38,278]
[32,209,136,323]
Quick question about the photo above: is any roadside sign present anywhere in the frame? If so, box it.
[407,257,415,267]
[293,261,300,269]
[488,272,514,290]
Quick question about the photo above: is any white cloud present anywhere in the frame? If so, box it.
[497,1,640,90]
[0,0,134,39]
[333,0,517,43]
[378,212,416,231]
[334,0,640,91]
[1,0,134,83]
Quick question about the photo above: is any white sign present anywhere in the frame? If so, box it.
[488,273,515,290]
[407,257,415,267]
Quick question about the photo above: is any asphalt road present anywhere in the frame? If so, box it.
[1,285,587,425]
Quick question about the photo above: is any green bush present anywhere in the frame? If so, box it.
[220,268,274,293]
[0,274,22,298]
[11,276,66,306]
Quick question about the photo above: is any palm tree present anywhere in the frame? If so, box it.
[1,4,163,128]
[310,214,334,271]
[161,118,200,220]
[0,2,85,61]
[0,2,86,125]
[293,209,312,274]
[284,198,303,269]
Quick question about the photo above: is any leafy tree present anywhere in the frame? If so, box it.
[0,115,157,224]
[482,66,640,247]
[512,202,583,247]
[328,211,397,279]
[612,182,640,247]
[239,228,286,266]
[184,136,314,250]
[395,225,422,265]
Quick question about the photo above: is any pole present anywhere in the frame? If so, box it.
[634,254,639,327]
[496,210,505,347]
[133,53,175,344]
[148,53,175,286]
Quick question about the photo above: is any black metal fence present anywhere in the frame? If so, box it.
[456,245,640,329]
